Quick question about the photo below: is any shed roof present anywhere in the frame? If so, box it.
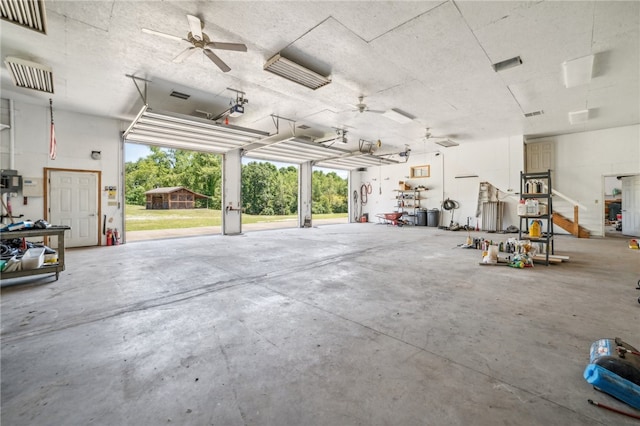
[144,187,209,198]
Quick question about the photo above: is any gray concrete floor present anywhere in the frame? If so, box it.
[2,224,639,425]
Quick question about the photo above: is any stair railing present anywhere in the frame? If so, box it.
[552,189,587,236]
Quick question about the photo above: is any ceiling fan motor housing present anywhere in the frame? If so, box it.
[188,32,210,48]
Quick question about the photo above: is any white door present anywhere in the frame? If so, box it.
[526,141,554,173]
[49,170,99,247]
[621,175,640,237]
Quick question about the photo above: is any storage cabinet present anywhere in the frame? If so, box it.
[0,226,70,283]
[518,170,554,265]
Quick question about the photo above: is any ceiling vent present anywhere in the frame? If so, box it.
[264,53,331,90]
[524,110,544,118]
[492,56,522,72]
[434,139,459,148]
[4,56,53,93]
[569,109,589,124]
[169,90,190,100]
[297,124,311,130]
[0,0,47,34]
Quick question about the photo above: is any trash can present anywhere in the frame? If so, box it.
[416,210,427,226]
[427,209,440,227]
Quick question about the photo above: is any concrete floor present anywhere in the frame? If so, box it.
[2,224,639,425]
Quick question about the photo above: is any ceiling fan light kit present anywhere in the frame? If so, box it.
[263,53,331,90]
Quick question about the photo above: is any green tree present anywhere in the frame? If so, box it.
[242,161,278,215]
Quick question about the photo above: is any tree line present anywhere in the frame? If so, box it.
[125,147,348,215]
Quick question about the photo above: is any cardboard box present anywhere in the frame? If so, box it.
[399,181,411,190]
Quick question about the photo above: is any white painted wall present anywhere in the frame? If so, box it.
[0,98,124,245]
[528,124,640,236]
[352,136,524,229]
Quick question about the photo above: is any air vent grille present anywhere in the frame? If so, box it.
[493,56,522,72]
[524,110,544,118]
[170,90,190,100]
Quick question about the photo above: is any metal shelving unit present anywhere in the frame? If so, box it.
[518,170,554,265]
[394,189,424,226]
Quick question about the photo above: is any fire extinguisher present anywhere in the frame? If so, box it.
[106,228,113,246]
[114,228,120,245]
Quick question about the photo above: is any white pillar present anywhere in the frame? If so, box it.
[298,161,313,227]
[222,149,243,235]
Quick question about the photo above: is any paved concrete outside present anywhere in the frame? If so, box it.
[2,224,639,425]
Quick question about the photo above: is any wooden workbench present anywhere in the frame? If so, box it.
[0,226,70,283]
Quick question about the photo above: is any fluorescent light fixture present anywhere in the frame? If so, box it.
[0,0,47,34]
[434,139,459,148]
[4,56,53,93]
[382,108,414,124]
[562,55,594,88]
[264,53,331,90]
[568,109,589,124]
[493,56,522,72]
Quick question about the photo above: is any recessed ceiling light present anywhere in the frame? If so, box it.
[568,109,589,124]
[382,108,414,124]
[562,55,594,88]
[492,56,523,72]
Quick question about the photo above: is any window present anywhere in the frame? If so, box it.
[410,165,430,178]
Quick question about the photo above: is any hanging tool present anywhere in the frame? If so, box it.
[587,399,640,420]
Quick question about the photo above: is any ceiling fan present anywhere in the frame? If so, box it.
[423,128,459,147]
[142,15,247,72]
[351,95,384,114]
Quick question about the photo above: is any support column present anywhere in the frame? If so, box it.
[298,161,313,228]
[222,149,243,235]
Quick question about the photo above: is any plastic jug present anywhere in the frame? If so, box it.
[529,220,542,238]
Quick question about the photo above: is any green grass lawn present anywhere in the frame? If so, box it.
[125,205,347,231]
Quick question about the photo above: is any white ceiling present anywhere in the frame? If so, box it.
[1,1,639,165]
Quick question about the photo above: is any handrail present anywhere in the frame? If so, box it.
[552,189,587,211]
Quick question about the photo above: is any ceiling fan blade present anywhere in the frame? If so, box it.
[172,47,197,63]
[142,28,184,42]
[187,15,203,41]
[204,49,231,72]
[206,41,247,52]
